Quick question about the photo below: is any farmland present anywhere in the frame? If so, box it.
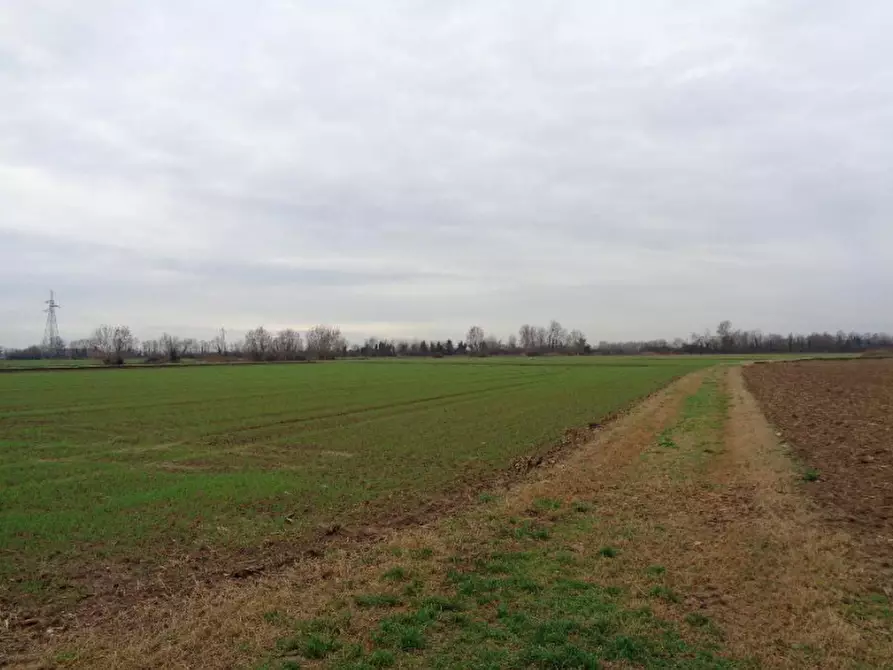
[743,358,893,561]
[1,356,722,618]
[5,355,893,669]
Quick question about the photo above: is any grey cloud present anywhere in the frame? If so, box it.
[1,0,892,347]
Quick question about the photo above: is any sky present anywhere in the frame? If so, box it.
[2,1,892,348]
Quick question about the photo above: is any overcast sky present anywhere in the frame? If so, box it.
[2,1,892,347]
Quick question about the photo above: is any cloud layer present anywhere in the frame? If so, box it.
[2,1,892,346]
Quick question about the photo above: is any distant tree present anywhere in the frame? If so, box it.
[568,329,587,354]
[419,340,429,355]
[533,326,547,350]
[466,326,485,353]
[717,320,733,353]
[456,340,467,355]
[507,334,518,353]
[445,339,455,355]
[274,328,303,360]
[213,328,227,355]
[518,324,533,351]
[243,326,274,360]
[91,324,134,364]
[161,333,183,362]
[306,325,345,359]
[547,320,567,351]
[482,335,500,353]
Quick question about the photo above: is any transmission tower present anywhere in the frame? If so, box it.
[42,290,62,357]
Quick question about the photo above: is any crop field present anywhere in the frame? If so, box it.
[5,356,893,668]
[1,356,729,618]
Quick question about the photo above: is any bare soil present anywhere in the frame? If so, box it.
[743,359,893,570]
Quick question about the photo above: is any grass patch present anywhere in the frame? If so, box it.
[373,618,426,651]
[649,585,680,603]
[803,468,820,482]
[657,430,678,449]
[367,649,396,667]
[354,594,401,608]
[598,546,619,558]
[511,521,551,541]
[685,612,711,627]
[381,567,409,582]
[532,497,563,511]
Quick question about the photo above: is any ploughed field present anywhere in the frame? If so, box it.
[1,357,722,618]
[743,359,893,556]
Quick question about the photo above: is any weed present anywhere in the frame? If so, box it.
[367,649,396,667]
[657,430,678,448]
[478,492,496,503]
[373,618,426,651]
[512,521,551,541]
[279,661,301,670]
[554,550,577,565]
[382,567,408,582]
[301,633,340,659]
[402,578,424,597]
[53,651,79,663]
[803,468,820,482]
[408,547,433,559]
[354,594,401,608]
[645,565,666,577]
[572,501,592,513]
[685,612,711,627]
[598,546,619,558]
[421,595,465,611]
[263,610,288,625]
[649,586,680,603]
[518,643,599,669]
[532,497,562,511]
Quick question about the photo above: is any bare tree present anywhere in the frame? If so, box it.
[306,325,346,358]
[717,320,733,352]
[518,324,534,351]
[244,326,274,360]
[274,328,304,360]
[91,324,134,364]
[568,329,587,354]
[161,333,183,362]
[533,326,547,350]
[213,328,227,355]
[466,325,485,353]
[547,320,567,350]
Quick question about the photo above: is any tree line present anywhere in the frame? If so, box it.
[1,319,891,364]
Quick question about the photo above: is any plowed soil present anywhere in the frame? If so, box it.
[743,359,893,555]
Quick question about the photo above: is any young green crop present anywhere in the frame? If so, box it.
[0,356,719,609]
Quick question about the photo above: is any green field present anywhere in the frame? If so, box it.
[1,357,734,611]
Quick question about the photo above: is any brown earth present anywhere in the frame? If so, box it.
[743,359,893,576]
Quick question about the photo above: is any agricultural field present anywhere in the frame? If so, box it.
[743,358,893,559]
[1,356,726,622]
[5,355,891,669]
[0,359,104,369]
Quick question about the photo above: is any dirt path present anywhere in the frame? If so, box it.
[19,367,891,668]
